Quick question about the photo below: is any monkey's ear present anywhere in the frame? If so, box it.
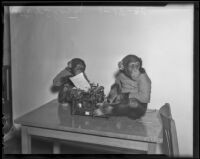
[118,61,124,70]
[67,61,72,68]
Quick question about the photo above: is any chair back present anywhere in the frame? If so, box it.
[159,103,179,156]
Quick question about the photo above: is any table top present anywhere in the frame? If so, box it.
[15,99,163,143]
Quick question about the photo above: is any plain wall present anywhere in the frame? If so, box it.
[3,6,11,65]
[10,6,193,156]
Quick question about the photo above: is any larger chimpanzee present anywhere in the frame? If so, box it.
[95,54,151,120]
[53,58,90,104]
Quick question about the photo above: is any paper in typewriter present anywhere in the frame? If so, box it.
[69,72,91,91]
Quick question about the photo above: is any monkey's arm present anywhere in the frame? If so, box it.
[58,85,73,103]
[129,74,151,103]
[53,68,72,87]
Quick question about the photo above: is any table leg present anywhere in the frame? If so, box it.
[147,143,156,154]
[21,126,31,154]
[53,142,61,154]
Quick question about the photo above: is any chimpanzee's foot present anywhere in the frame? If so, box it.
[129,99,139,108]
[94,108,104,116]
[94,105,113,116]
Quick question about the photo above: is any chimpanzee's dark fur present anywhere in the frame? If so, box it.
[106,55,148,120]
[58,58,87,104]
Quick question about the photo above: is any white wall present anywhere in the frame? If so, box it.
[10,5,193,156]
[3,6,11,65]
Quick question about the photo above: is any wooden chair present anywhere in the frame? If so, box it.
[159,103,179,157]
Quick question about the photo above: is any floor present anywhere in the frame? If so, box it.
[3,129,146,154]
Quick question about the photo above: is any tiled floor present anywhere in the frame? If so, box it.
[3,129,145,154]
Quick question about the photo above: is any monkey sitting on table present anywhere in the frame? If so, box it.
[95,54,151,120]
[53,58,90,104]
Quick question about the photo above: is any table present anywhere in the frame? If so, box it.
[14,99,163,154]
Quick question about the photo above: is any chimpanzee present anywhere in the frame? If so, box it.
[53,58,90,104]
[95,54,151,120]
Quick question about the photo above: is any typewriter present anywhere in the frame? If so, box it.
[70,84,108,118]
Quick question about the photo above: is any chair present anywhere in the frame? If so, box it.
[159,103,179,157]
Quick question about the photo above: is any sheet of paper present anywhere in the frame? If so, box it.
[69,72,91,91]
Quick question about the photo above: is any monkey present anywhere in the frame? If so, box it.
[95,54,151,120]
[53,58,90,104]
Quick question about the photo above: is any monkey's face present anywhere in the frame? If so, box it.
[73,69,82,76]
[73,64,84,76]
[127,62,140,80]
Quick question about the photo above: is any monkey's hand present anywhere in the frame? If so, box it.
[94,106,113,116]
[94,108,104,116]
[95,101,113,116]
[103,105,113,114]
[129,98,139,108]
[96,99,109,107]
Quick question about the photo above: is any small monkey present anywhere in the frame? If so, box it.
[95,54,151,120]
[53,58,90,104]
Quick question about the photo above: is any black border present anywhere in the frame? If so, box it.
[1,1,199,159]
[2,1,168,6]
[193,1,199,158]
